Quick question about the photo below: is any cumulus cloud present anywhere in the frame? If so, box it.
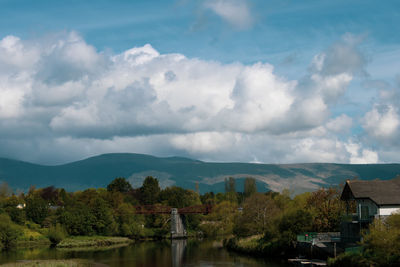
[345,142,378,164]
[0,32,381,164]
[203,0,254,29]
[362,85,400,148]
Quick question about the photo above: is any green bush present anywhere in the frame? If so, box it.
[328,252,372,267]
[0,213,22,250]
[47,223,67,245]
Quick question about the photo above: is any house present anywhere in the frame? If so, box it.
[16,203,26,209]
[340,177,400,242]
[341,177,400,220]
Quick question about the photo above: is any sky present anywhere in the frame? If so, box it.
[0,0,400,165]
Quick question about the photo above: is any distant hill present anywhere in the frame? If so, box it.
[1,153,400,194]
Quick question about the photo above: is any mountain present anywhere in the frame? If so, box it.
[1,153,400,194]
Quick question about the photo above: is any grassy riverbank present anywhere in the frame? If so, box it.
[56,236,132,249]
[224,235,266,256]
[0,259,94,267]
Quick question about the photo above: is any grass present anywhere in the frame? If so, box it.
[56,236,132,249]
[0,259,95,267]
[19,228,46,241]
[15,225,51,248]
[224,235,266,256]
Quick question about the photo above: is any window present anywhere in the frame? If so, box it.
[360,206,369,220]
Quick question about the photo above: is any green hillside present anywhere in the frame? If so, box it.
[0,153,400,194]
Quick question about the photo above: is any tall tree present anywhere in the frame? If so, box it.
[107,177,133,193]
[0,182,12,199]
[225,177,236,193]
[25,194,49,225]
[140,176,160,205]
[306,187,345,232]
[244,177,257,197]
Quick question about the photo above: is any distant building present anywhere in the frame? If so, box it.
[340,177,400,242]
[16,203,26,209]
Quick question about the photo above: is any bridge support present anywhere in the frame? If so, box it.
[171,208,187,239]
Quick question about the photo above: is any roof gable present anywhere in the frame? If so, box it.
[341,177,400,206]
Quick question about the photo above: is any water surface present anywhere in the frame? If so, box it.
[0,239,290,266]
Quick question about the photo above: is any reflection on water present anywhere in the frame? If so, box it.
[171,239,186,267]
[0,239,290,267]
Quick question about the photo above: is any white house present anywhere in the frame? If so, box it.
[341,177,400,222]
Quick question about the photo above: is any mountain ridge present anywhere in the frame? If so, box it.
[1,153,400,194]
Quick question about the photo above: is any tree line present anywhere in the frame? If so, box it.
[2,175,398,266]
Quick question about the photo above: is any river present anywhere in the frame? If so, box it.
[0,239,290,266]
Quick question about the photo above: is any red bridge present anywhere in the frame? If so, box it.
[134,204,212,215]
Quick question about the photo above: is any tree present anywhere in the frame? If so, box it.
[159,186,200,208]
[225,177,236,193]
[277,209,313,247]
[25,194,49,225]
[0,213,21,250]
[59,203,96,236]
[361,214,400,265]
[107,177,133,193]
[199,201,238,237]
[4,195,25,224]
[0,182,12,199]
[234,193,280,236]
[47,223,67,245]
[40,186,59,204]
[140,176,160,205]
[244,177,257,198]
[306,187,344,232]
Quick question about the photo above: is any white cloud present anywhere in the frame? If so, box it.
[363,104,399,140]
[203,0,253,29]
[345,142,379,164]
[0,32,384,165]
[326,114,353,133]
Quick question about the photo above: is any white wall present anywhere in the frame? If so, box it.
[378,206,400,216]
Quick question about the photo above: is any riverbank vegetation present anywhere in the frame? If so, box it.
[221,186,346,257]
[328,213,400,267]
[1,176,399,266]
[0,176,344,253]
[0,259,94,267]
[0,176,202,250]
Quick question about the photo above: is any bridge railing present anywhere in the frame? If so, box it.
[134,204,212,215]
[134,205,172,214]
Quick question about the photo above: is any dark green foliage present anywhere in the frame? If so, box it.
[0,213,22,250]
[59,203,96,236]
[277,209,313,246]
[88,197,118,235]
[328,252,372,267]
[25,194,49,225]
[244,177,256,198]
[200,192,215,205]
[4,195,25,224]
[159,186,200,208]
[47,223,67,245]
[140,176,160,205]
[107,177,133,193]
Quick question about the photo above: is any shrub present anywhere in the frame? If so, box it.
[0,213,22,250]
[47,224,67,245]
[328,252,372,267]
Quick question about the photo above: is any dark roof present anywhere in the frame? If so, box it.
[341,177,400,206]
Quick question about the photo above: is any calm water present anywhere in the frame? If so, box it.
[0,239,290,266]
